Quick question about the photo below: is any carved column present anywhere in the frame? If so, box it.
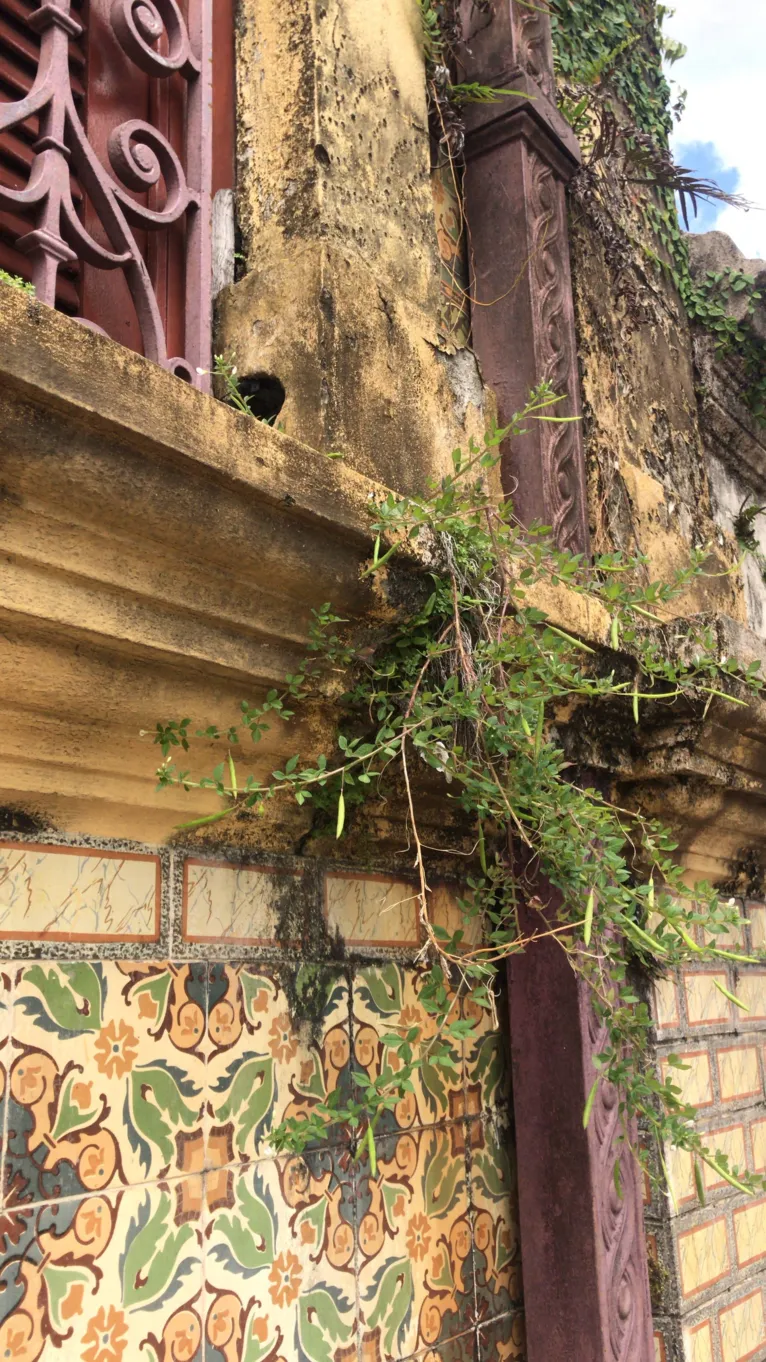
[460,5,655,1354]
[508,897,655,1362]
[461,0,589,552]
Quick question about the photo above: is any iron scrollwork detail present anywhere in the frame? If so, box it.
[0,0,212,387]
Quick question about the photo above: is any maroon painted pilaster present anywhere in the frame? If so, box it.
[507,905,655,1362]
[461,3,589,552]
[460,8,654,1353]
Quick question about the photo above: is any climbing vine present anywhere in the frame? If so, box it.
[155,387,766,1198]
[548,0,766,422]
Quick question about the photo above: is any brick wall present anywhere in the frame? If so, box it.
[650,899,766,1362]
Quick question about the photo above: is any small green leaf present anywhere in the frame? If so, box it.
[583,1077,599,1128]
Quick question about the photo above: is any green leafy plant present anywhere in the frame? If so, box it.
[548,0,766,424]
[0,268,34,296]
[152,386,765,1196]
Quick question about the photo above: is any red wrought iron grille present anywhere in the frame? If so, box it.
[0,0,213,388]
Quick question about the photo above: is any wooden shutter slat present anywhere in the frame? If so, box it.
[0,0,83,304]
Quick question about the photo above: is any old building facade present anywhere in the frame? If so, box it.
[0,2,765,1361]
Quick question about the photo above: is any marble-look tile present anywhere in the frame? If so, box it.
[182,858,291,945]
[325,874,420,948]
[682,972,730,1027]
[717,1046,762,1104]
[731,971,766,1021]
[734,1196,766,1267]
[677,1217,730,1297]
[654,976,680,1030]
[0,1176,205,1362]
[429,885,484,952]
[751,1117,766,1173]
[683,1319,714,1362]
[719,1290,766,1362]
[0,843,160,943]
[660,1052,713,1109]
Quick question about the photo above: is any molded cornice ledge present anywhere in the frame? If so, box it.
[564,614,766,885]
[0,290,390,840]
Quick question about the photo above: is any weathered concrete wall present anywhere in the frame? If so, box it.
[569,197,746,625]
[218,0,487,492]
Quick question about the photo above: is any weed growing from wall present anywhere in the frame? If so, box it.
[154,387,766,1198]
[0,269,34,295]
[548,0,766,423]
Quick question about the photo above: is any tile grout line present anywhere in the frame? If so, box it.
[0,962,14,1212]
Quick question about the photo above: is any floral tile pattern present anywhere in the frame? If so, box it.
[205,964,351,1165]
[204,1155,357,1362]
[0,1177,205,1362]
[356,1125,474,1361]
[0,951,524,1362]
[469,1115,523,1327]
[6,961,208,1198]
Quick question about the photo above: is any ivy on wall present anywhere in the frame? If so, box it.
[549,0,766,423]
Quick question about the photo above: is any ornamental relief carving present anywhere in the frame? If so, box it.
[586,1002,655,1362]
[526,151,589,553]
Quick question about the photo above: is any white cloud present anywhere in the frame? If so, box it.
[664,0,766,258]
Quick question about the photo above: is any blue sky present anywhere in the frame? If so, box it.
[664,0,765,259]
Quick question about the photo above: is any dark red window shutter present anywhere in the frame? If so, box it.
[0,0,235,381]
[0,0,86,312]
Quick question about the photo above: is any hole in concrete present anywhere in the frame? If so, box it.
[314,143,331,168]
[237,372,286,424]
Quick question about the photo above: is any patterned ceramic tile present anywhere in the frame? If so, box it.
[477,1311,526,1362]
[717,1046,762,1104]
[677,1217,730,1297]
[182,859,290,945]
[684,1319,714,1362]
[6,961,207,1198]
[654,1331,667,1362]
[0,1176,205,1362]
[719,1290,766,1362]
[352,965,463,1128]
[0,843,160,943]
[469,1114,522,1327]
[356,1124,474,1362]
[734,1197,766,1267]
[203,1156,357,1362]
[463,994,511,1115]
[205,965,351,1167]
[683,973,731,1027]
[325,874,420,948]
